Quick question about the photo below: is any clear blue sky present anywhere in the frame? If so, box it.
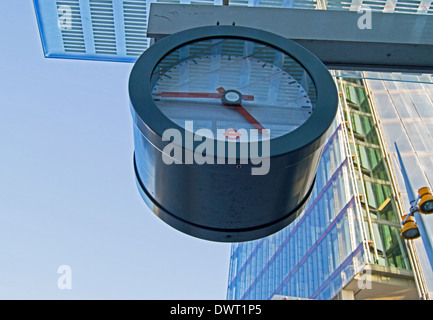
[0,1,231,299]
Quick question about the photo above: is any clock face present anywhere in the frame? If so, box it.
[151,38,317,142]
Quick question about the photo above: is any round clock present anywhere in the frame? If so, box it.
[129,26,338,242]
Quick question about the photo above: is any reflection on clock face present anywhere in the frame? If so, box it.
[151,38,317,141]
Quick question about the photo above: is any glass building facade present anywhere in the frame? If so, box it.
[223,1,433,300]
[366,73,433,292]
[33,0,433,299]
[227,76,421,300]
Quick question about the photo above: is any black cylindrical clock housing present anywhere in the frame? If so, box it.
[129,26,338,242]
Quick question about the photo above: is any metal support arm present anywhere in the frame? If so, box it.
[147,4,433,73]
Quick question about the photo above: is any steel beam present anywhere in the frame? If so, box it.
[147,4,433,73]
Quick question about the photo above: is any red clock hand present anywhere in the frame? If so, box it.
[234,105,269,135]
[155,92,221,99]
[155,91,254,101]
[217,87,269,136]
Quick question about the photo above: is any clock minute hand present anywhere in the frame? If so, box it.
[155,91,254,101]
[155,92,221,99]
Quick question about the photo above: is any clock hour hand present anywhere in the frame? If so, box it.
[217,87,269,136]
[155,91,254,101]
[234,105,269,136]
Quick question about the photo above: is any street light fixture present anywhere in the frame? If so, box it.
[401,214,421,240]
[395,142,433,284]
[418,187,433,214]
[400,187,433,240]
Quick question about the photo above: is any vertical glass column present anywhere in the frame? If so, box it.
[338,77,412,270]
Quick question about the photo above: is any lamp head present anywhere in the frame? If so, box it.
[401,214,421,240]
[418,187,433,214]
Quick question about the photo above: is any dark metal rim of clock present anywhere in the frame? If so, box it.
[133,152,315,242]
[129,25,338,160]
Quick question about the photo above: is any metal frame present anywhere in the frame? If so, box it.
[147,4,433,73]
